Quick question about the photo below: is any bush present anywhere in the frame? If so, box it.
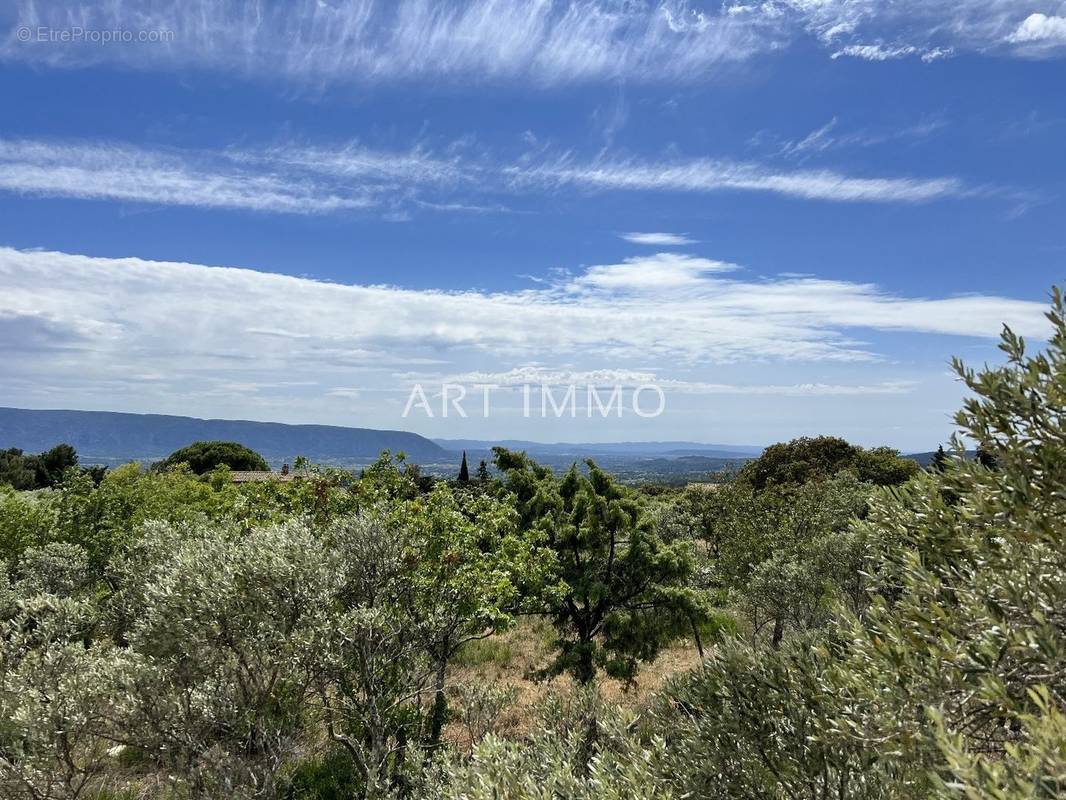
[428,689,674,800]
[282,748,361,800]
[157,440,269,474]
[736,436,919,491]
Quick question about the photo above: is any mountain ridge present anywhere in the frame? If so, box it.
[0,407,447,465]
[432,438,763,458]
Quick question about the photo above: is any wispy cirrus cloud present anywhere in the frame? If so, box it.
[0,137,971,215]
[0,139,377,214]
[509,154,963,203]
[758,0,1066,61]
[0,0,774,85]
[830,44,953,62]
[773,115,947,160]
[2,1,1063,90]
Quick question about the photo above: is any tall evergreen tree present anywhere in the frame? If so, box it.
[930,444,948,472]
[458,451,470,483]
[494,448,709,685]
[475,459,491,483]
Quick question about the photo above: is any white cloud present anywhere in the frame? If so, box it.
[620,232,697,246]
[0,139,375,214]
[570,253,740,292]
[1008,13,1066,45]
[0,137,969,215]
[0,245,1049,441]
[2,0,1062,89]
[514,155,963,203]
[831,44,920,61]
[0,245,1049,379]
[762,1,1064,60]
[829,42,952,62]
[429,366,918,397]
[780,118,839,156]
[0,0,774,85]
[771,115,948,162]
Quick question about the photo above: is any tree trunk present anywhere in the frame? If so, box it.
[576,639,596,686]
[689,614,705,659]
[425,656,449,757]
[771,615,784,649]
[575,685,600,778]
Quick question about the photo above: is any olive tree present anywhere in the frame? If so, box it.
[829,288,1066,797]
[0,549,126,800]
[317,476,556,792]
[112,519,335,799]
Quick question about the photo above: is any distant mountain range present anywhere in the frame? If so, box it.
[906,449,976,467]
[1,406,938,481]
[0,407,448,466]
[432,438,763,459]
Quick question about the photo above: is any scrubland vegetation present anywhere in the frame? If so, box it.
[2,290,1066,799]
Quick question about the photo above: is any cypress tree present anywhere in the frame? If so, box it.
[458,451,470,483]
[930,444,948,472]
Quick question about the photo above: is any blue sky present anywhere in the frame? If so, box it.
[1,1,1064,450]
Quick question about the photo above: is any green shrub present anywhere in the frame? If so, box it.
[428,688,675,800]
[157,440,269,474]
[282,749,361,800]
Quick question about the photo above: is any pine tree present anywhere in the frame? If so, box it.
[475,459,490,483]
[458,451,470,483]
[930,444,948,472]
[494,448,707,685]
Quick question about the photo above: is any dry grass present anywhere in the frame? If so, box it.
[444,619,703,747]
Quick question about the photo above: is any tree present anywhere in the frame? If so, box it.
[0,593,127,800]
[458,451,470,483]
[494,448,707,685]
[475,459,491,483]
[736,436,918,492]
[315,510,432,794]
[158,440,269,474]
[37,444,78,487]
[853,445,921,486]
[429,690,675,800]
[737,475,872,648]
[929,444,948,472]
[827,287,1066,797]
[317,457,556,789]
[0,444,80,490]
[113,519,334,797]
[406,484,554,755]
[657,635,913,800]
[0,448,36,490]
[683,474,872,649]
